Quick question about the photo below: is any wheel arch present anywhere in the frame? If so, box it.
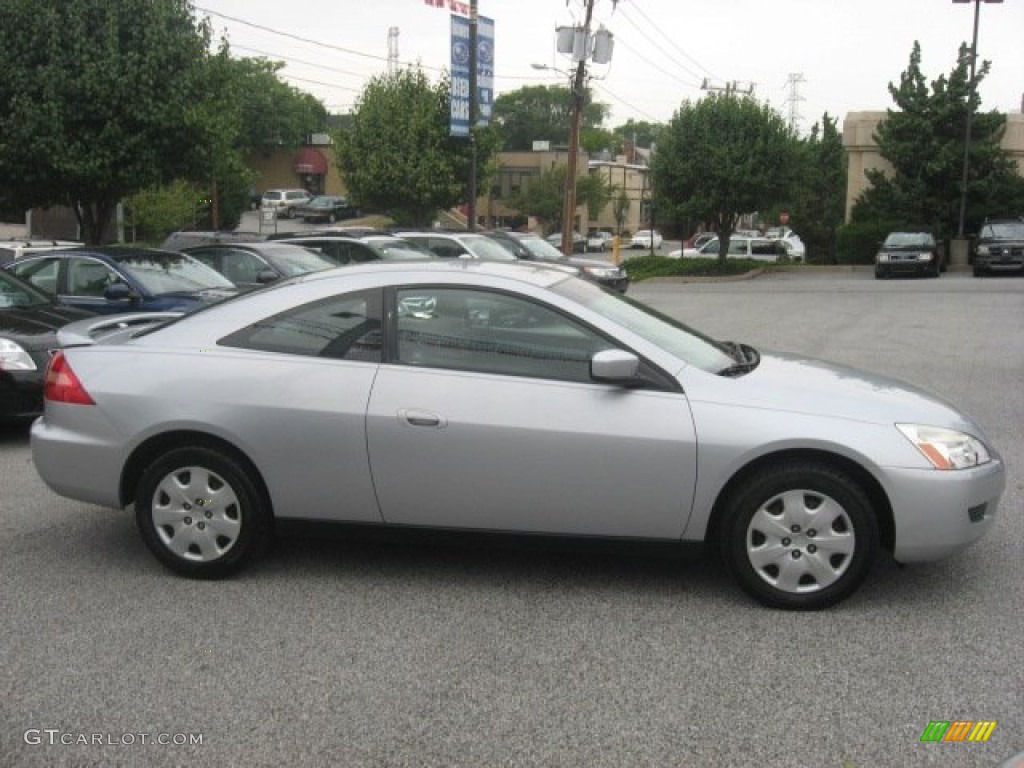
[704,448,895,554]
[120,430,271,514]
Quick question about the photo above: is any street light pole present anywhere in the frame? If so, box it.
[467,0,478,231]
[953,0,1002,238]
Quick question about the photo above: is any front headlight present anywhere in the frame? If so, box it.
[0,339,37,371]
[916,252,933,261]
[876,252,890,263]
[896,424,991,470]
[584,266,622,278]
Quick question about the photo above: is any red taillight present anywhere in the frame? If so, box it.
[44,351,95,405]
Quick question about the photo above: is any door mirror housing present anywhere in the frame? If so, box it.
[103,282,134,302]
[590,349,643,386]
[256,269,279,284]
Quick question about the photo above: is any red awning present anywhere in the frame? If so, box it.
[294,147,327,175]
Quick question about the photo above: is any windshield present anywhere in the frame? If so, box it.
[261,244,337,276]
[516,236,570,263]
[552,278,735,373]
[461,235,517,261]
[114,253,236,293]
[883,232,934,248]
[362,237,434,260]
[0,270,52,308]
[981,221,1024,240]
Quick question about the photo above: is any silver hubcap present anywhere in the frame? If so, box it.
[151,466,241,562]
[746,489,856,594]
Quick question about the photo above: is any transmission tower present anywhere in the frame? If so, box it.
[784,73,805,133]
[387,27,399,75]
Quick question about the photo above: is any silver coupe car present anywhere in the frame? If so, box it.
[31,261,1004,609]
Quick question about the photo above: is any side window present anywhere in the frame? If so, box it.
[68,258,119,296]
[425,239,467,259]
[751,240,780,258]
[220,289,382,362]
[728,239,748,256]
[395,287,612,383]
[9,258,60,294]
[220,250,267,284]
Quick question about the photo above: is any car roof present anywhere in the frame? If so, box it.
[289,256,571,290]
[16,246,186,262]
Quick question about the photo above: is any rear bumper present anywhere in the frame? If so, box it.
[31,407,127,508]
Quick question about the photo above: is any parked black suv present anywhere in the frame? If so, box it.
[973,218,1024,277]
[874,231,943,279]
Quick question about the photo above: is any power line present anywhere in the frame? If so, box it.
[616,4,720,85]
[196,5,446,74]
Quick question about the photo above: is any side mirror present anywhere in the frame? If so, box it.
[103,282,134,302]
[590,349,644,386]
[256,269,279,284]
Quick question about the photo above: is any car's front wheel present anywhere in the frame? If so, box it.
[719,462,878,610]
[135,446,272,578]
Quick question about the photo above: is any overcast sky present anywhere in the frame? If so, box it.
[192,0,1024,134]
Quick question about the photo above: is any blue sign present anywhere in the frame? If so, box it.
[450,15,495,137]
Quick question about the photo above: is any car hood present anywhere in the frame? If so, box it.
[566,256,623,270]
[679,350,980,434]
[0,304,95,348]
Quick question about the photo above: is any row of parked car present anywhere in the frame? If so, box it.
[0,227,629,423]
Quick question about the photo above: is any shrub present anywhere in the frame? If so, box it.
[836,219,903,264]
[623,255,764,281]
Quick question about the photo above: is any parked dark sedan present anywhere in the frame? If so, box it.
[181,242,336,291]
[5,247,238,314]
[874,231,943,279]
[0,269,94,421]
[297,196,359,223]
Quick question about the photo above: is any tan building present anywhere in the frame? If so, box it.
[843,111,1024,221]
[481,148,651,235]
[246,133,349,198]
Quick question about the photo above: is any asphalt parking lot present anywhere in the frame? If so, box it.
[1,271,1021,768]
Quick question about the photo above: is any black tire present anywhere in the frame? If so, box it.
[719,462,878,610]
[874,266,886,279]
[135,446,272,578]
[973,266,984,277]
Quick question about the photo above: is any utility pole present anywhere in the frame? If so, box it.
[700,78,755,96]
[560,0,595,257]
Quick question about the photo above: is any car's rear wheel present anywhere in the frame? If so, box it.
[719,462,877,610]
[135,446,271,578]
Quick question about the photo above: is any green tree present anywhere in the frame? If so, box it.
[334,67,497,226]
[782,114,847,263]
[492,84,609,151]
[651,93,799,266]
[851,42,1024,238]
[611,119,663,150]
[0,0,219,243]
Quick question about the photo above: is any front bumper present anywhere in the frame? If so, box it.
[876,258,936,277]
[885,459,1005,562]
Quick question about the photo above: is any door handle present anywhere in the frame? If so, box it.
[398,409,447,428]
